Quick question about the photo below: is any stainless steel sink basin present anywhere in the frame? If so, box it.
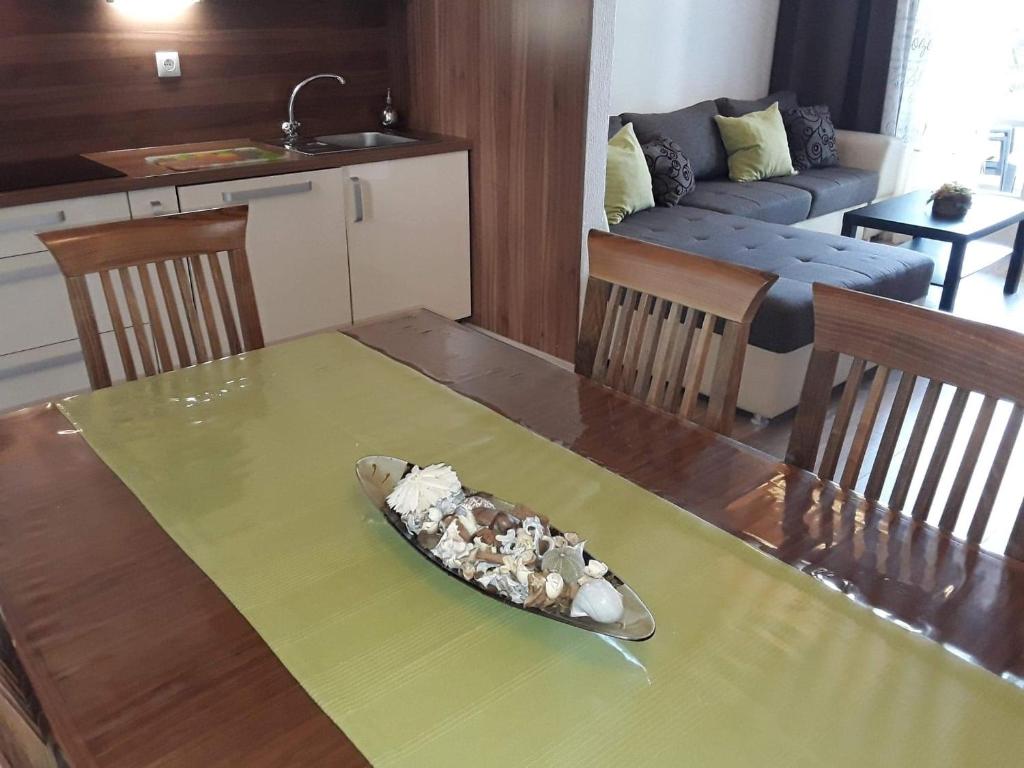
[277,132,421,155]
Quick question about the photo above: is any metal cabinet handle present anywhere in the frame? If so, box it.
[221,180,313,204]
[351,176,364,223]
[0,210,66,234]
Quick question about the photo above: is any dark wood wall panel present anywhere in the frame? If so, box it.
[0,0,407,163]
[405,0,592,360]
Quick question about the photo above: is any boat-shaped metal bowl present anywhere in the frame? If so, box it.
[355,455,656,641]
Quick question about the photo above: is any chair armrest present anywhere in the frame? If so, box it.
[836,129,908,199]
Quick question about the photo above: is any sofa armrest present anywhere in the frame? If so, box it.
[836,129,908,199]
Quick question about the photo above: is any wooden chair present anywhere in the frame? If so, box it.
[576,230,777,435]
[40,206,264,390]
[1,618,59,768]
[787,283,1024,558]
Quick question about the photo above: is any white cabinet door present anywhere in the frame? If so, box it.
[344,151,471,322]
[177,169,351,343]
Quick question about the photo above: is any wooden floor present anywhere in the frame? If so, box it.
[734,250,1023,555]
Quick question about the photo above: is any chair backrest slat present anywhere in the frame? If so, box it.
[968,403,1023,544]
[99,269,137,382]
[39,207,262,390]
[137,263,173,373]
[888,378,943,511]
[156,259,192,368]
[840,364,891,489]
[206,252,242,355]
[819,356,867,481]
[173,256,210,364]
[679,313,716,421]
[118,266,157,378]
[577,231,777,436]
[787,284,1024,558]
[864,371,917,500]
[190,253,224,361]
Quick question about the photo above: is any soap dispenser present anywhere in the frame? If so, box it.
[380,89,399,128]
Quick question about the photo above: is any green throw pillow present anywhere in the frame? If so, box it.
[605,123,655,225]
[713,102,795,182]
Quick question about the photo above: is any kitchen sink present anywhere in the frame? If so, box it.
[276,132,421,155]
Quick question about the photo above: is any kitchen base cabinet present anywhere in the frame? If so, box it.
[345,152,471,322]
[0,331,137,413]
[177,169,352,343]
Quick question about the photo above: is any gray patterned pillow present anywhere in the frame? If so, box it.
[641,135,695,206]
[783,105,839,170]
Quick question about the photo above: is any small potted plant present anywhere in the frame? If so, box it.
[928,182,973,219]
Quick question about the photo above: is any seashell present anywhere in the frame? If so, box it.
[491,512,517,535]
[570,579,624,624]
[471,505,499,527]
[432,521,471,568]
[584,559,608,579]
[386,464,462,518]
[474,528,497,547]
[521,516,546,549]
[545,572,564,600]
[541,542,586,583]
[416,530,441,550]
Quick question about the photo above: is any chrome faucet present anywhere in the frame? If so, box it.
[281,73,347,146]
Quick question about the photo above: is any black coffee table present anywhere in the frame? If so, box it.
[842,189,1024,310]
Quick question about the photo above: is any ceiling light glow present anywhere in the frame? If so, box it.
[106,0,201,22]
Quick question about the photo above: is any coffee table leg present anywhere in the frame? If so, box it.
[841,218,857,238]
[939,240,966,311]
[1004,221,1024,295]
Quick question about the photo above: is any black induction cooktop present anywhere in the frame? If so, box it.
[0,156,127,194]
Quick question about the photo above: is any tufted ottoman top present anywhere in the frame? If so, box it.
[610,206,933,353]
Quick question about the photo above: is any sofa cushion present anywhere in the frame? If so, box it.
[605,123,655,225]
[783,105,839,170]
[678,179,812,224]
[716,91,799,118]
[714,103,796,182]
[641,135,695,206]
[621,100,727,180]
[609,206,933,353]
[771,167,880,217]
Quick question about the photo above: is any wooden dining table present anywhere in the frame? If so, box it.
[1,309,1023,767]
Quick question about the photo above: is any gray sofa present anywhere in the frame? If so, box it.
[606,94,933,418]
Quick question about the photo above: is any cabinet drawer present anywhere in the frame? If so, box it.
[0,193,131,259]
[0,252,117,356]
[0,332,132,414]
[128,187,180,219]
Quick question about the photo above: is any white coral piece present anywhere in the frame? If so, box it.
[584,559,608,579]
[387,464,462,520]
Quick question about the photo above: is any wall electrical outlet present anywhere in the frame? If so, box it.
[155,51,181,78]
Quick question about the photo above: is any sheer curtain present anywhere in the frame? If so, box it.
[882,0,1022,190]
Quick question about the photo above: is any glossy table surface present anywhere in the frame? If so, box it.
[1,310,1022,767]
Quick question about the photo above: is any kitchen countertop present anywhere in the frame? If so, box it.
[0,131,471,209]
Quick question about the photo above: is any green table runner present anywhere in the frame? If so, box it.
[60,333,1024,766]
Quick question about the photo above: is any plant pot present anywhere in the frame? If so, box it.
[931,196,972,219]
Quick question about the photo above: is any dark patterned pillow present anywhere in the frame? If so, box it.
[783,105,839,170]
[641,135,695,206]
